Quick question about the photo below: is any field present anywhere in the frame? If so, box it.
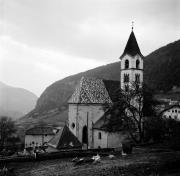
[5,147,180,176]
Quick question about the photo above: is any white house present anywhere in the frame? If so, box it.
[68,27,144,149]
[160,105,180,121]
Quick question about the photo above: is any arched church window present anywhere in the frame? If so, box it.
[135,74,140,83]
[136,59,140,69]
[125,59,129,69]
[125,85,129,92]
[124,74,129,83]
[98,132,102,140]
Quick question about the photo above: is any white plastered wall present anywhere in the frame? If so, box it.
[68,104,105,148]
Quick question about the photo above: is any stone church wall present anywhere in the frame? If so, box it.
[68,104,104,148]
[93,130,128,149]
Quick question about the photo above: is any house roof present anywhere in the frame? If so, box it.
[159,104,180,116]
[93,114,108,131]
[26,126,55,135]
[120,30,143,59]
[68,77,120,104]
[48,125,82,149]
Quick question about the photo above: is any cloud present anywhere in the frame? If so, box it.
[0,0,179,95]
[0,35,107,95]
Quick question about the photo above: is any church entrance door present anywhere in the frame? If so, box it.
[82,125,88,144]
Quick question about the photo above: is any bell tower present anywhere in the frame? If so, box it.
[120,25,143,91]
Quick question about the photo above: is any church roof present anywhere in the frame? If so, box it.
[68,77,120,104]
[120,30,143,59]
[93,114,108,131]
[48,125,82,149]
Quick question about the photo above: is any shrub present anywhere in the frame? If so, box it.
[122,141,133,154]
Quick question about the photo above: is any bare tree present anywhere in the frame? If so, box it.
[104,83,157,143]
[0,116,16,149]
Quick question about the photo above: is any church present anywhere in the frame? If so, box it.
[68,27,144,149]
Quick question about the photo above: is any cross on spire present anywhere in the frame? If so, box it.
[132,21,134,30]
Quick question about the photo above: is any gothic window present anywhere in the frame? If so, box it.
[98,132,102,140]
[125,85,129,92]
[124,74,129,83]
[125,59,129,69]
[135,74,140,83]
[136,59,140,69]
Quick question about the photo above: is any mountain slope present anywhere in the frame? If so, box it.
[0,82,38,119]
[19,39,180,126]
[144,40,180,91]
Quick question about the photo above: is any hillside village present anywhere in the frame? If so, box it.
[18,28,180,152]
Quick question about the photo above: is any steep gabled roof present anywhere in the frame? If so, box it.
[93,112,124,131]
[48,125,82,149]
[68,77,119,104]
[93,114,109,131]
[120,30,143,59]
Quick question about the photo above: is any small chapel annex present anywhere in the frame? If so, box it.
[68,27,144,149]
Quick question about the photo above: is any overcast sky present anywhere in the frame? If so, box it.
[0,0,179,96]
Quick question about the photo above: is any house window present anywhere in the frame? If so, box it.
[136,59,140,69]
[98,132,102,140]
[45,134,47,137]
[172,110,174,113]
[175,110,177,113]
[125,60,129,69]
[135,74,140,83]
[124,74,129,83]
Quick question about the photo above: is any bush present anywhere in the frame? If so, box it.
[122,141,133,154]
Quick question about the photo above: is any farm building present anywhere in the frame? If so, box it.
[25,126,57,148]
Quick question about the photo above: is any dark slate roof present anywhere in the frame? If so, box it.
[103,80,120,103]
[26,126,55,135]
[68,77,120,104]
[120,31,143,59]
[93,113,124,131]
[93,114,109,131]
[48,125,82,149]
